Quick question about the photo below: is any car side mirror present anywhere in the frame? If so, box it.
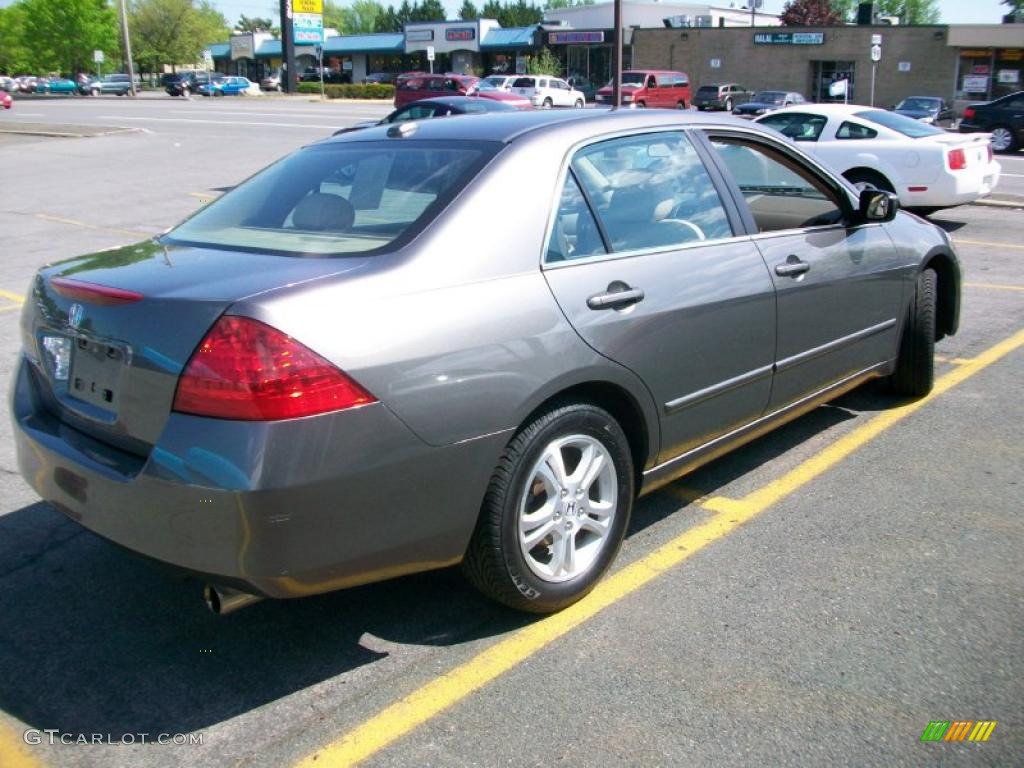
[857,188,899,223]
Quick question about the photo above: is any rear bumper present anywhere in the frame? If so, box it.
[11,355,506,598]
[899,163,1001,207]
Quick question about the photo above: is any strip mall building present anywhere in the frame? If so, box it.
[210,2,1022,110]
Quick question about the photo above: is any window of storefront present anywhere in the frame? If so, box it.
[958,48,1022,100]
[812,61,855,103]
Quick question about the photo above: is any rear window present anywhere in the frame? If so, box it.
[853,109,944,138]
[696,86,719,95]
[163,141,500,257]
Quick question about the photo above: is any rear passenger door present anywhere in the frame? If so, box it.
[704,131,907,410]
[542,130,777,462]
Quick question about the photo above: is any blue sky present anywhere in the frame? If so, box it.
[0,0,1012,26]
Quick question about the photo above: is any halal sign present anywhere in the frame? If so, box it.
[445,28,475,42]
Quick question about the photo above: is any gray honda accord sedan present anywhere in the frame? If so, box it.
[12,110,960,614]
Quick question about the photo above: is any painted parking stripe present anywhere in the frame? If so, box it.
[294,328,1024,768]
[0,289,25,304]
[0,717,42,768]
[101,115,341,130]
[33,213,152,238]
[964,281,1024,292]
[953,238,1024,251]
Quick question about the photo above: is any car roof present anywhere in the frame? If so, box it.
[402,95,505,107]
[769,103,871,116]
[328,108,770,145]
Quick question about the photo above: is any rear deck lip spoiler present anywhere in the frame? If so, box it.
[50,277,144,306]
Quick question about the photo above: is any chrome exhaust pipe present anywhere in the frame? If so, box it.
[203,583,263,615]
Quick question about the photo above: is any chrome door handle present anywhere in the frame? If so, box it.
[775,257,811,277]
[587,284,645,310]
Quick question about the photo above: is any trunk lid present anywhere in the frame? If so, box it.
[25,240,369,454]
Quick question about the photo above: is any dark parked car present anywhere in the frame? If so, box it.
[892,96,953,127]
[733,91,807,117]
[334,95,518,134]
[300,67,349,84]
[164,71,225,97]
[693,83,752,111]
[958,90,1024,153]
[363,72,396,85]
[12,110,959,615]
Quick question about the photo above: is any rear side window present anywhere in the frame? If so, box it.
[565,132,732,254]
[758,112,828,142]
[546,174,607,263]
[674,76,688,88]
[165,141,499,257]
[512,77,534,88]
[836,121,878,140]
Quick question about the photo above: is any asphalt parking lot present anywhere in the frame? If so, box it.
[0,96,1021,768]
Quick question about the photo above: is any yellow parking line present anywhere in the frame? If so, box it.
[33,213,147,238]
[0,718,42,768]
[0,289,25,304]
[295,328,1024,768]
[0,305,22,314]
[964,281,1024,292]
[953,238,1024,251]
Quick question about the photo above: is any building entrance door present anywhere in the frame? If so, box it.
[812,60,856,103]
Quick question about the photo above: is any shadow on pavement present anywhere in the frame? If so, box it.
[0,385,900,736]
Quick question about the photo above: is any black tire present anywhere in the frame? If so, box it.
[677,100,686,110]
[462,403,635,613]
[989,125,1018,153]
[890,268,937,397]
[724,98,733,111]
[214,90,224,97]
[636,100,646,109]
[844,169,895,194]
[697,104,705,111]
[542,97,552,109]
[574,99,584,109]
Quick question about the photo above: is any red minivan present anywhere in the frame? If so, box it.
[595,70,691,109]
[394,73,480,107]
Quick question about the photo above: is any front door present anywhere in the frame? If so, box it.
[705,133,907,411]
[542,130,776,462]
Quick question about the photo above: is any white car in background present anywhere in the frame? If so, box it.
[481,75,516,91]
[756,103,1000,211]
[510,75,586,108]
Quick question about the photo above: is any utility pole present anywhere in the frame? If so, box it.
[612,0,622,109]
[117,0,137,97]
[280,0,297,93]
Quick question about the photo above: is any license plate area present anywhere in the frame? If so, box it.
[69,338,124,412]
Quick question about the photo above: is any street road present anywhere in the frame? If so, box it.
[0,95,1021,768]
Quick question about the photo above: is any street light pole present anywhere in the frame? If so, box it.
[612,0,622,109]
[117,0,137,97]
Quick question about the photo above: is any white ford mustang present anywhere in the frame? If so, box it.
[755,103,1001,211]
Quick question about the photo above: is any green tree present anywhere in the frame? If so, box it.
[324,0,384,34]
[779,0,844,25]
[129,0,229,73]
[458,0,479,19]
[544,0,594,8]
[527,47,560,75]
[0,5,33,73]
[411,0,446,21]
[19,0,118,74]
[481,0,502,19]
[377,4,402,31]
[236,14,274,32]
[874,0,939,24]
[498,0,543,26]
[1003,0,1023,17]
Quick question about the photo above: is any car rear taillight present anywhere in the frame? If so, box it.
[947,148,967,170]
[173,316,376,421]
[963,106,975,120]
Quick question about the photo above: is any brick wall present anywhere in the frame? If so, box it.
[632,25,960,108]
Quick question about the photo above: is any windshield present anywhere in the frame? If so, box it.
[622,72,646,85]
[895,97,938,111]
[475,81,500,92]
[483,76,507,87]
[753,91,786,104]
[853,109,945,138]
[163,141,498,257]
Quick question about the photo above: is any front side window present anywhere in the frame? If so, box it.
[708,137,845,232]
[569,132,732,252]
[757,112,828,142]
[622,72,646,85]
[165,141,498,257]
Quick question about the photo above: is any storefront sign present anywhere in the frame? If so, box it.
[898,61,911,72]
[753,32,824,45]
[445,28,475,42]
[709,58,721,69]
[293,0,322,12]
[548,31,604,45]
[293,13,323,44]
[406,29,434,42]
[230,33,255,60]
[962,75,989,92]
[971,64,990,75]
[998,69,1020,84]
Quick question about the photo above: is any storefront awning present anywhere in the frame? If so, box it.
[324,33,405,55]
[481,27,539,50]
[207,43,231,59]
